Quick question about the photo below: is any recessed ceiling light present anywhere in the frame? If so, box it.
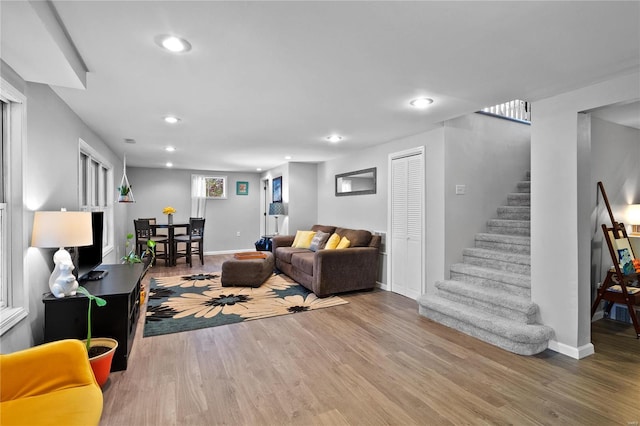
[165,146,176,152]
[124,138,136,144]
[166,162,173,167]
[409,97,434,109]
[326,134,343,143]
[164,116,181,124]
[157,35,192,53]
[284,155,292,160]
[256,168,262,172]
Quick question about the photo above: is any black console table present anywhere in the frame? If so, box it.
[43,263,144,371]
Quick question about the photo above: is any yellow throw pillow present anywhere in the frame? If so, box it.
[336,236,351,249]
[324,233,341,250]
[292,231,316,249]
[291,230,304,247]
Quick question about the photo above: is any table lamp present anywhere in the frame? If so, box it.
[31,210,93,298]
[268,202,286,235]
[627,204,640,236]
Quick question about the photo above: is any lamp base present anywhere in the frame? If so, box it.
[274,216,280,235]
[49,248,79,298]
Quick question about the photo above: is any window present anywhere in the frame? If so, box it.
[79,139,114,256]
[0,77,27,335]
[1,100,7,308]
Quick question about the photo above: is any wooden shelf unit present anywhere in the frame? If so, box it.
[43,263,144,371]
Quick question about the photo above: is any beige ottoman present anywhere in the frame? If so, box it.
[221,252,275,287]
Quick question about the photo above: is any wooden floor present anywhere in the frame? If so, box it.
[100,255,640,425]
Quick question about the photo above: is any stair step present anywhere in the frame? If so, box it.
[475,233,530,254]
[507,193,530,206]
[497,206,530,220]
[418,295,553,355]
[487,219,530,236]
[436,280,538,324]
[449,263,530,297]
[463,248,530,275]
[516,181,530,193]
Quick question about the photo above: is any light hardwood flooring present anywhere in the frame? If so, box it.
[100,255,640,425]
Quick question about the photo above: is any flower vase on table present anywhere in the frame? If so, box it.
[163,206,176,225]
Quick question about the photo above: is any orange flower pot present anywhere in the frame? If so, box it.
[83,337,118,388]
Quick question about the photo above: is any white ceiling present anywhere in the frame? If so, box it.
[2,1,639,171]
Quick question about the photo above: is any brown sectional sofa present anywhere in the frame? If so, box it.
[271,225,381,297]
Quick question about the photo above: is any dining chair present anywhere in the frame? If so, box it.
[138,217,169,258]
[134,219,169,266]
[173,218,205,267]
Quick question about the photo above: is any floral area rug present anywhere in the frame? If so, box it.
[143,272,348,337]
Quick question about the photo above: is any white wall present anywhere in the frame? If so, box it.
[444,114,531,273]
[589,116,640,302]
[2,80,124,353]
[126,167,261,252]
[531,71,640,359]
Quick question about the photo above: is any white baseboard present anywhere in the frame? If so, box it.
[547,340,595,359]
[376,281,389,291]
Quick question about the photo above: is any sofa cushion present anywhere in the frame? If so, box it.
[292,231,316,249]
[334,228,372,247]
[291,252,315,276]
[309,231,330,252]
[324,233,341,250]
[336,236,351,249]
[275,247,310,263]
[311,224,337,234]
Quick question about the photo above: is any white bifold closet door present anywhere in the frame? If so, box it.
[390,151,424,300]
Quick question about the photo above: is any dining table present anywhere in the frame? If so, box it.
[151,222,190,266]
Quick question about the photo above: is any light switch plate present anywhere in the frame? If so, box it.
[455,184,466,195]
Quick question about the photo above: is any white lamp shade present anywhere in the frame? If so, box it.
[31,211,93,248]
[627,204,640,225]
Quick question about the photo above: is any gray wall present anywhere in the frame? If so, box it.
[317,125,445,288]
[444,113,531,274]
[126,167,262,252]
[316,114,530,289]
[3,80,125,353]
[589,116,640,299]
[288,162,318,233]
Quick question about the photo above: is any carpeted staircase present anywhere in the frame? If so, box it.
[418,172,554,355]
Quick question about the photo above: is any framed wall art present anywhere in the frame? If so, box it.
[236,181,249,196]
[272,176,282,203]
[205,176,227,199]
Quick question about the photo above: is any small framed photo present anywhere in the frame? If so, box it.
[272,176,282,203]
[236,181,249,196]
[205,176,227,199]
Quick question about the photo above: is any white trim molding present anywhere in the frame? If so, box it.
[548,340,595,359]
[0,76,28,336]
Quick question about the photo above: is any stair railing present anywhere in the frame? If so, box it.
[479,100,531,124]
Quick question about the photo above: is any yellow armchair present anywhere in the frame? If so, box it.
[1,339,103,426]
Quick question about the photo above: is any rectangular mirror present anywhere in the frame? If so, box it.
[335,167,376,196]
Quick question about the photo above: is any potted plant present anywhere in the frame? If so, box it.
[117,185,131,202]
[75,286,118,388]
[122,233,156,274]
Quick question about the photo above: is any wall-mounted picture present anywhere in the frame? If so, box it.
[205,176,227,199]
[272,176,282,203]
[236,181,249,196]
